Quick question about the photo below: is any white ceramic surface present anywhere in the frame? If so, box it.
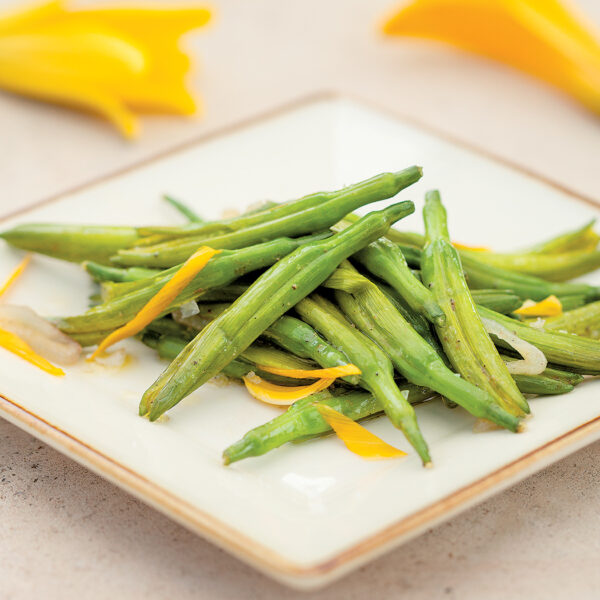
[0,96,599,589]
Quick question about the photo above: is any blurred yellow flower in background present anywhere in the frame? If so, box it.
[0,1,211,138]
[383,0,600,115]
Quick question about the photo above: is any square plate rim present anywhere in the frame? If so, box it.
[1,90,600,589]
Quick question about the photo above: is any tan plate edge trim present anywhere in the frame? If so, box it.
[1,91,599,584]
[0,393,300,575]
[2,391,600,582]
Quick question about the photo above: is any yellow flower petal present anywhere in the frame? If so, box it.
[0,327,64,376]
[68,6,212,38]
[0,0,65,35]
[256,363,361,379]
[0,29,147,83]
[90,246,220,359]
[118,79,199,115]
[383,0,600,113]
[243,373,335,406]
[315,404,407,460]
[514,294,563,317]
[0,57,138,138]
[0,2,210,136]
[0,254,32,298]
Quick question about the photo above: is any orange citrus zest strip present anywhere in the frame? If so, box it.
[514,294,563,317]
[0,253,32,298]
[243,373,335,406]
[90,246,220,359]
[315,403,406,459]
[0,327,64,376]
[256,363,361,379]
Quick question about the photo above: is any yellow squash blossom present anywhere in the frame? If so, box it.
[383,0,600,114]
[0,0,211,137]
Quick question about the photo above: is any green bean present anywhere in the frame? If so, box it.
[135,204,278,241]
[421,190,529,417]
[398,243,600,302]
[501,356,584,388]
[189,302,366,387]
[140,201,416,422]
[395,244,422,268]
[557,295,588,311]
[543,300,600,338]
[353,237,445,326]
[295,294,431,465]
[223,386,437,464]
[524,220,598,254]
[460,252,600,300]
[477,305,600,374]
[138,169,420,241]
[67,329,113,347]
[267,317,361,385]
[0,224,141,264]
[376,283,443,352]
[323,262,522,431]
[143,317,195,339]
[537,366,584,386]
[469,289,523,314]
[163,195,204,223]
[141,333,268,381]
[241,344,316,372]
[196,285,251,302]
[339,213,424,250]
[143,313,573,468]
[85,261,161,283]
[460,247,600,282]
[193,298,443,389]
[511,375,574,395]
[113,168,423,267]
[59,233,330,336]
[146,316,320,376]
[385,219,600,256]
[141,322,324,385]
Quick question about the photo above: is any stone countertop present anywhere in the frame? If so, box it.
[1,0,600,597]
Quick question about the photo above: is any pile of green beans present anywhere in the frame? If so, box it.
[3,168,599,469]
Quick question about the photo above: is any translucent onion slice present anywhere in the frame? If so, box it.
[514,295,563,317]
[256,363,361,379]
[481,316,547,375]
[315,404,407,460]
[0,304,81,365]
[242,372,334,406]
[172,300,199,320]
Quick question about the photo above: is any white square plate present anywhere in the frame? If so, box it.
[1,94,599,590]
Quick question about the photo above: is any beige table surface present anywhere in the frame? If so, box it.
[1,0,600,597]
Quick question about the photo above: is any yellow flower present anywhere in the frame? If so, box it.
[383,0,600,114]
[0,1,211,138]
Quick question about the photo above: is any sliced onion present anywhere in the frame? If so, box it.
[481,316,547,375]
[529,318,546,330]
[0,304,81,365]
[173,300,199,320]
